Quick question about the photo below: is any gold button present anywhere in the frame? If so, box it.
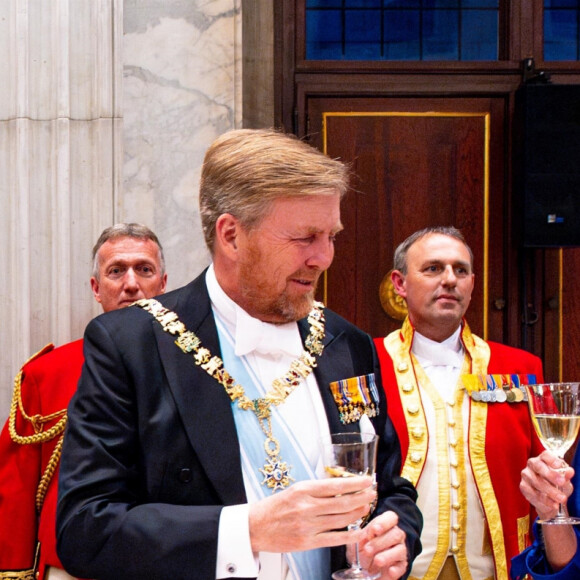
[397,362,409,372]
[411,426,424,439]
[402,383,414,393]
[410,452,423,463]
[450,546,459,554]
[407,403,420,415]
[449,438,457,447]
[450,460,458,468]
[452,502,461,510]
[451,481,459,489]
[452,524,460,532]
[448,419,456,427]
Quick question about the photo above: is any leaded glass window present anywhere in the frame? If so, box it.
[544,0,580,60]
[305,0,499,61]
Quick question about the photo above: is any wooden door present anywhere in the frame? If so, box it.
[308,96,509,343]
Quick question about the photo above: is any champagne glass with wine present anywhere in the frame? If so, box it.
[323,432,379,580]
[525,382,580,524]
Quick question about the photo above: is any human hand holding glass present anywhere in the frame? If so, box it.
[323,432,380,580]
[525,382,580,525]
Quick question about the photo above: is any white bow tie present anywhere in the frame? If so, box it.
[234,310,302,358]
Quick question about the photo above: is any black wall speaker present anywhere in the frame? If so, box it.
[515,83,580,247]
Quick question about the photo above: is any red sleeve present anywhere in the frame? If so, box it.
[374,336,409,464]
[0,340,84,577]
[0,362,46,569]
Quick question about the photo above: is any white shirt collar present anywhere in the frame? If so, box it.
[205,264,303,358]
[412,325,464,369]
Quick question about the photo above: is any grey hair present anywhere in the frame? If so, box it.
[393,226,474,274]
[91,223,165,279]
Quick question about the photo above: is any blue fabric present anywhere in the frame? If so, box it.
[510,451,580,579]
[214,312,331,580]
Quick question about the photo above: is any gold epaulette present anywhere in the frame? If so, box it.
[8,344,68,512]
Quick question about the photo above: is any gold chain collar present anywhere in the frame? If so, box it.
[135,298,326,492]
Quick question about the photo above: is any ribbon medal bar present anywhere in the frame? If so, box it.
[463,373,537,403]
[329,373,380,424]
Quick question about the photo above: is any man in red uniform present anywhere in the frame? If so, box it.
[374,226,544,580]
[0,223,167,580]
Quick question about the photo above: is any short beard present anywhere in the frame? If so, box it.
[236,239,321,323]
[237,263,319,323]
[239,279,317,323]
[270,288,316,323]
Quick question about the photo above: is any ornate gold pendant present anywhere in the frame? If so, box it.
[136,298,327,495]
[259,456,294,493]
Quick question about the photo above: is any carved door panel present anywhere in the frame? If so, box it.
[308,96,508,343]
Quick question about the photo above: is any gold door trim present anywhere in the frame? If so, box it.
[321,111,490,340]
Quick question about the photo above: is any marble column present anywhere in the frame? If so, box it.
[122,0,241,290]
[0,0,241,421]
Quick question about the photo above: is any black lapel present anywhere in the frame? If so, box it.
[299,317,359,434]
[152,273,247,505]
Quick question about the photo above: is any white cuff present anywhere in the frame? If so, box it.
[216,503,260,579]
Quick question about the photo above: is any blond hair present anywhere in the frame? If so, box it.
[91,223,165,279]
[199,129,350,252]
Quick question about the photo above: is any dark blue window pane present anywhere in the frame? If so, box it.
[384,10,421,60]
[306,0,343,7]
[423,10,459,59]
[345,10,381,42]
[385,0,421,6]
[305,1,500,61]
[544,10,579,60]
[306,10,342,42]
[344,0,382,6]
[461,10,498,59]
[306,10,342,59]
[345,10,382,59]
[544,0,580,7]
[423,0,459,7]
[463,0,499,6]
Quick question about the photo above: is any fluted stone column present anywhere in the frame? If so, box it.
[0,0,242,421]
[0,0,123,419]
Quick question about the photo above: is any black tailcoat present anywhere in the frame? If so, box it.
[57,271,422,579]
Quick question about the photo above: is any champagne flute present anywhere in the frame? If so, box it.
[525,382,580,524]
[323,432,379,580]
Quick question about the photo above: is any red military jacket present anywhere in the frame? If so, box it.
[0,340,84,580]
[374,318,545,580]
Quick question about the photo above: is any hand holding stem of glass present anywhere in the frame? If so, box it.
[525,382,580,525]
[323,432,380,580]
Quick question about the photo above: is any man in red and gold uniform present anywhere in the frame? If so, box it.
[374,226,545,580]
[0,223,167,580]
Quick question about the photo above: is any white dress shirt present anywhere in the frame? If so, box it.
[206,265,332,580]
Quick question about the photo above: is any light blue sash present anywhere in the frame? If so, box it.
[214,315,331,580]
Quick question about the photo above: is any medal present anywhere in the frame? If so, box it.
[137,298,326,492]
[259,431,295,492]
